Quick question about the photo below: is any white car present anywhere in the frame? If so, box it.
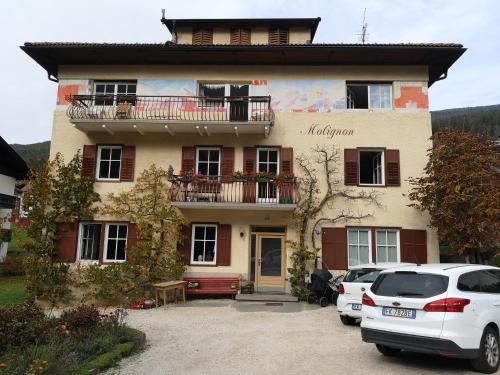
[337,263,414,325]
[361,264,500,374]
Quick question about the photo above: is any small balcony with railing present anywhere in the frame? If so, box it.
[168,173,298,210]
[66,95,274,136]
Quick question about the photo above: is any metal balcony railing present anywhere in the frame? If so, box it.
[66,95,274,123]
[168,175,299,205]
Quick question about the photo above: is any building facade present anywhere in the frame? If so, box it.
[23,17,465,292]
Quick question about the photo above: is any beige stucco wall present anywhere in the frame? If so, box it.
[51,64,438,291]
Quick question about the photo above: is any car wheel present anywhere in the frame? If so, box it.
[319,297,328,307]
[376,344,401,357]
[471,326,499,374]
[340,315,356,325]
[307,295,317,304]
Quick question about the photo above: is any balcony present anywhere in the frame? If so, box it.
[168,175,298,211]
[66,95,274,136]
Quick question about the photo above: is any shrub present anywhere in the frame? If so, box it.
[492,254,500,267]
[59,304,101,334]
[0,255,25,276]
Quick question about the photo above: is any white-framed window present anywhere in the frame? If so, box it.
[196,147,220,177]
[376,229,400,262]
[257,148,279,202]
[77,223,101,261]
[104,224,128,262]
[359,150,384,186]
[94,81,137,106]
[96,145,122,181]
[347,83,392,109]
[191,224,217,265]
[347,229,371,267]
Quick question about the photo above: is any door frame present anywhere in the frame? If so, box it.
[256,148,280,203]
[254,232,286,288]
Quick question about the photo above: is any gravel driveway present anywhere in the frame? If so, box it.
[106,300,478,375]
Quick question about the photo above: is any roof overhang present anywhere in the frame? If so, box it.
[0,137,28,180]
[21,43,466,86]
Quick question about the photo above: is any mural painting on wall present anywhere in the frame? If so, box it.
[394,82,429,109]
[137,79,201,113]
[56,80,89,105]
[262,80,347,112]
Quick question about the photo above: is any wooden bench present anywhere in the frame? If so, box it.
[184,277,239,299]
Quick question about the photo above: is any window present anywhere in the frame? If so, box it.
[376,230,400,262]
[347,83,392,109]
[198,83,226,107]
[372,273,449,298]
[230,28,251,45]
[193,28,213,45]
[191,224,217,265]
[97,146,122,181]
[94,82,136,106]
[480,270,500,294]
[347,229,371,267]
[269,28,289,45]
[78,223,101,261]
[359,150,384,185]
[344,269,381,283]
[104,224,128,262]
[457,271,481,292]
[196,147,220,177]
[257,148,279,202]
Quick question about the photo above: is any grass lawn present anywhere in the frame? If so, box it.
[0,276,27,306]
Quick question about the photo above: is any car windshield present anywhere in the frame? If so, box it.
[371,272,449,298]
[343,269,381,283]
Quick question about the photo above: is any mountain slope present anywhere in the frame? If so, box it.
[10,141,50,170]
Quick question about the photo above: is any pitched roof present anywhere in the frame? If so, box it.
[0,137,28,180]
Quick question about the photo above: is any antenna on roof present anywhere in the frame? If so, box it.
[357,8,369,44]
[161,8,166,19]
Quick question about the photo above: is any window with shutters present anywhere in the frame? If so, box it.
[196,147,220,178]
[77,223,101,261]
[347,83,392,109]
[96,146,122,181]
[359,150,384,185]
[269,28,289,45]
[376,229,400,262]
[257,148,279,202]
[192,28,213,45]
[104,224,128,262]
[347,229,371,267]
[191,224,217,265]
[230,28,251,45]
[94,81,137,106]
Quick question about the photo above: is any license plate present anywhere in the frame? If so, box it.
[352,304,362,311]
[382,307,416,319]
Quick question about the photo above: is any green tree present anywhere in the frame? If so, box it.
[409,132,499,263]
[22,152,100,306]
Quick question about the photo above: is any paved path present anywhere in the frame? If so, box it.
[105,300,478,375]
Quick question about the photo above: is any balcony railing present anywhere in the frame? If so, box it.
[168,175,299,206]
[66,95,274,123]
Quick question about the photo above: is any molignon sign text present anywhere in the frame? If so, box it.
[302,124,354,139]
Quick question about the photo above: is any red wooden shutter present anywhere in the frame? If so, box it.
[385,149,401,186]
[82,145,96,180]
[120,145,135,182]
[193,28,213,45]
[344,149,358,186]
[243,147,257,203]
[221,147,235,179]
[177,224,192,265]
[216,224,231,266]
[182,146,196,174]
[54,223,78,262]
[400,229,427,264]
[321,227,348,270]
[126,223,138,263]
[280,147,293,174]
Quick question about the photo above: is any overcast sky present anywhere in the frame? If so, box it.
[1,0,499,144]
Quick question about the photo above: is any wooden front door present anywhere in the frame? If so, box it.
[256,234,285,288]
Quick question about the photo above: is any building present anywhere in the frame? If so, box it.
[22,16,465,293]
[0,137,28,261]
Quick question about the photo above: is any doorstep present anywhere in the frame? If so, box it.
[235,293,298,303]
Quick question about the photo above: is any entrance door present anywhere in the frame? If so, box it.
[256,234,285,288]
[229,84,249,121]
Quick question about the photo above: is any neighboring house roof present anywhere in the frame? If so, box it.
[21,42,465,86]
[0,137,28,180]
[160,17,322,41]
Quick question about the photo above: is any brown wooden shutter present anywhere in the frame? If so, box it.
[243,147,257,203]
[54,223,78,262]
[177,224,192,265]
[344,149,358,186]
[217,224,231,266]
[82,145,96,180]
[230,28,251,45]
[321,227,348,270]
[182,146,196,173]
[280,147,293,174]
[385,149,401,186]
[400,229,427,264]
[126,223,138,263]
[192,28,213,45]
[269,28,289,45]
[120,145,135,182]
[221,147,235,178]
